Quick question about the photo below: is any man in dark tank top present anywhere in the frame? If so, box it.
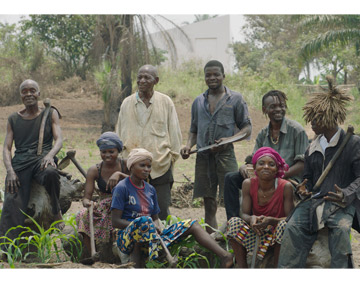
[0,79,64,249]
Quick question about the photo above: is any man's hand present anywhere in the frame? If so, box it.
[210,138,228,153]
[239,164,249,179]
[180,146,191,160]
[296,179,311,198]
[5,170,20,194]
[323,184,344,203]
[40,154,56,170]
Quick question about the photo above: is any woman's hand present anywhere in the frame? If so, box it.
[251,215,275,235]
[82,198,92,208]
[106,171,129,192]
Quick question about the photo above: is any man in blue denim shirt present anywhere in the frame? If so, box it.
[181,60,251,233]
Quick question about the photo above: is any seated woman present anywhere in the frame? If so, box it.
[226,147,294,268]
[111,148,234,268]
[76,132,129,256]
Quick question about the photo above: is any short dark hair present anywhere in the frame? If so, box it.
[262,90,288,113]
[204,60,224,74]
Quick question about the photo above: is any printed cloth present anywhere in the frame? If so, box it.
[76,196,113,243]
[226,217,287,260]
[117,216,196,260]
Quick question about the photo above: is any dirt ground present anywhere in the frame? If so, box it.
[0,87,359,269]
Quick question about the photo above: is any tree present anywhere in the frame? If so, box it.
[298,15,360,86]
[93,15,188,131]
[231,15,305,81]
[21,15,96,79]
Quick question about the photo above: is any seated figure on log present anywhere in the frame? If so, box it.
[76,132,129,256]
[111,148,234,268]
[278,76,360,268]
[224,90,308,221]
[0,79,64,246]
[226,147,294,268]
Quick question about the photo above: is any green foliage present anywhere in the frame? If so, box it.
[0,211,82,267]
[145,216,230,269]
[21,15,96,79]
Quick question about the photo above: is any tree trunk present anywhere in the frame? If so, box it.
[25,176,84,229]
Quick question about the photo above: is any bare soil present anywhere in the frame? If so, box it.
[0,85,359,268]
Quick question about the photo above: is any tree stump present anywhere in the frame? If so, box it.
[24,175,84,229]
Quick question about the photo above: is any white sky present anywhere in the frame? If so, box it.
[1,0,360,42]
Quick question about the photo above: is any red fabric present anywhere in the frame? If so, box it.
[250,177,288,218]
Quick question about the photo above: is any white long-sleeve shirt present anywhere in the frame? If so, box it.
[116,91,182,179]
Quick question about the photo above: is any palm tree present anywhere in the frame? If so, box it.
[94,15,190,131]
[300,15,360,57]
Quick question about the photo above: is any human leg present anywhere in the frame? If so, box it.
[224,171,244,220]
[215,147,238,205]
[149,168,173,221]
[0,168,33,241]
[130,242,146,268]
[278,201,317,268]
[204,197,217,234]
[184,221,233,268]
[326,205,355,268]
[229,238,247,268]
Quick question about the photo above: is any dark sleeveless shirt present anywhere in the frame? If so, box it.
[9,109,54,171]
[96,159,126,194]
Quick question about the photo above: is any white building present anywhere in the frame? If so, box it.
[150,15,246,74]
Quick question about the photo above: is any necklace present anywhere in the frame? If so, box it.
[270,135,279,145]
[258,188,275,199]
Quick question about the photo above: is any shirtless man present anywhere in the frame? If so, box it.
[181,60,252,233]
[0,79,64,245]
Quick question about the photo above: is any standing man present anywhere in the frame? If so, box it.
[278,77,360,268]
[116,64,182,221]
[0,79,64,243]
[224,90,309,220]
[181,60,252,233]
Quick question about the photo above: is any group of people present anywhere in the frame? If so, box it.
[1,59,360,269]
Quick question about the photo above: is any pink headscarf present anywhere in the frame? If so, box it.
[252,147,289,178]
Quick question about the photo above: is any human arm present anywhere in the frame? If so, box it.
[3,121,20,193]
[111,209,131,230]
[152,214,165,234]
[284,161,304,179]
[106,171,129,192]
[168,102,182,163]
[212,123,252,153]
[41,109,63,169]
[82,166,98,207]
[180,132,197,160]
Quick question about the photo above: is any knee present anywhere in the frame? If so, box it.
[44,167,60,181]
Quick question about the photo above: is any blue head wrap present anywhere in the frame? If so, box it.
[96,132,123,152]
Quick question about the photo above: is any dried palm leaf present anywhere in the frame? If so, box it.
[303,75,352,128]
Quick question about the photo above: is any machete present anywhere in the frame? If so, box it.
[189,132,248,155]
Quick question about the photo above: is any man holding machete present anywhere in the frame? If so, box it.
[278,76,360,268]
[181,60,251,233]
[0,79,64,247]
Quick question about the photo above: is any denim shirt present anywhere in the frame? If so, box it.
[190,86,251,149]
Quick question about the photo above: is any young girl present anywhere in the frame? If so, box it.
[76,132,129,256]
[111,148,234,268]
[226,147,294,268]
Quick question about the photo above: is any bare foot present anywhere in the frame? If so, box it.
[220,252,234,268]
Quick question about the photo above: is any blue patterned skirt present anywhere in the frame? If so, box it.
[117,216,196,260]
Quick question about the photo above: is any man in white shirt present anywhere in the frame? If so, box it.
[116,65,182,220]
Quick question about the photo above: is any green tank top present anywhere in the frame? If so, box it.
[9,108,54,171]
